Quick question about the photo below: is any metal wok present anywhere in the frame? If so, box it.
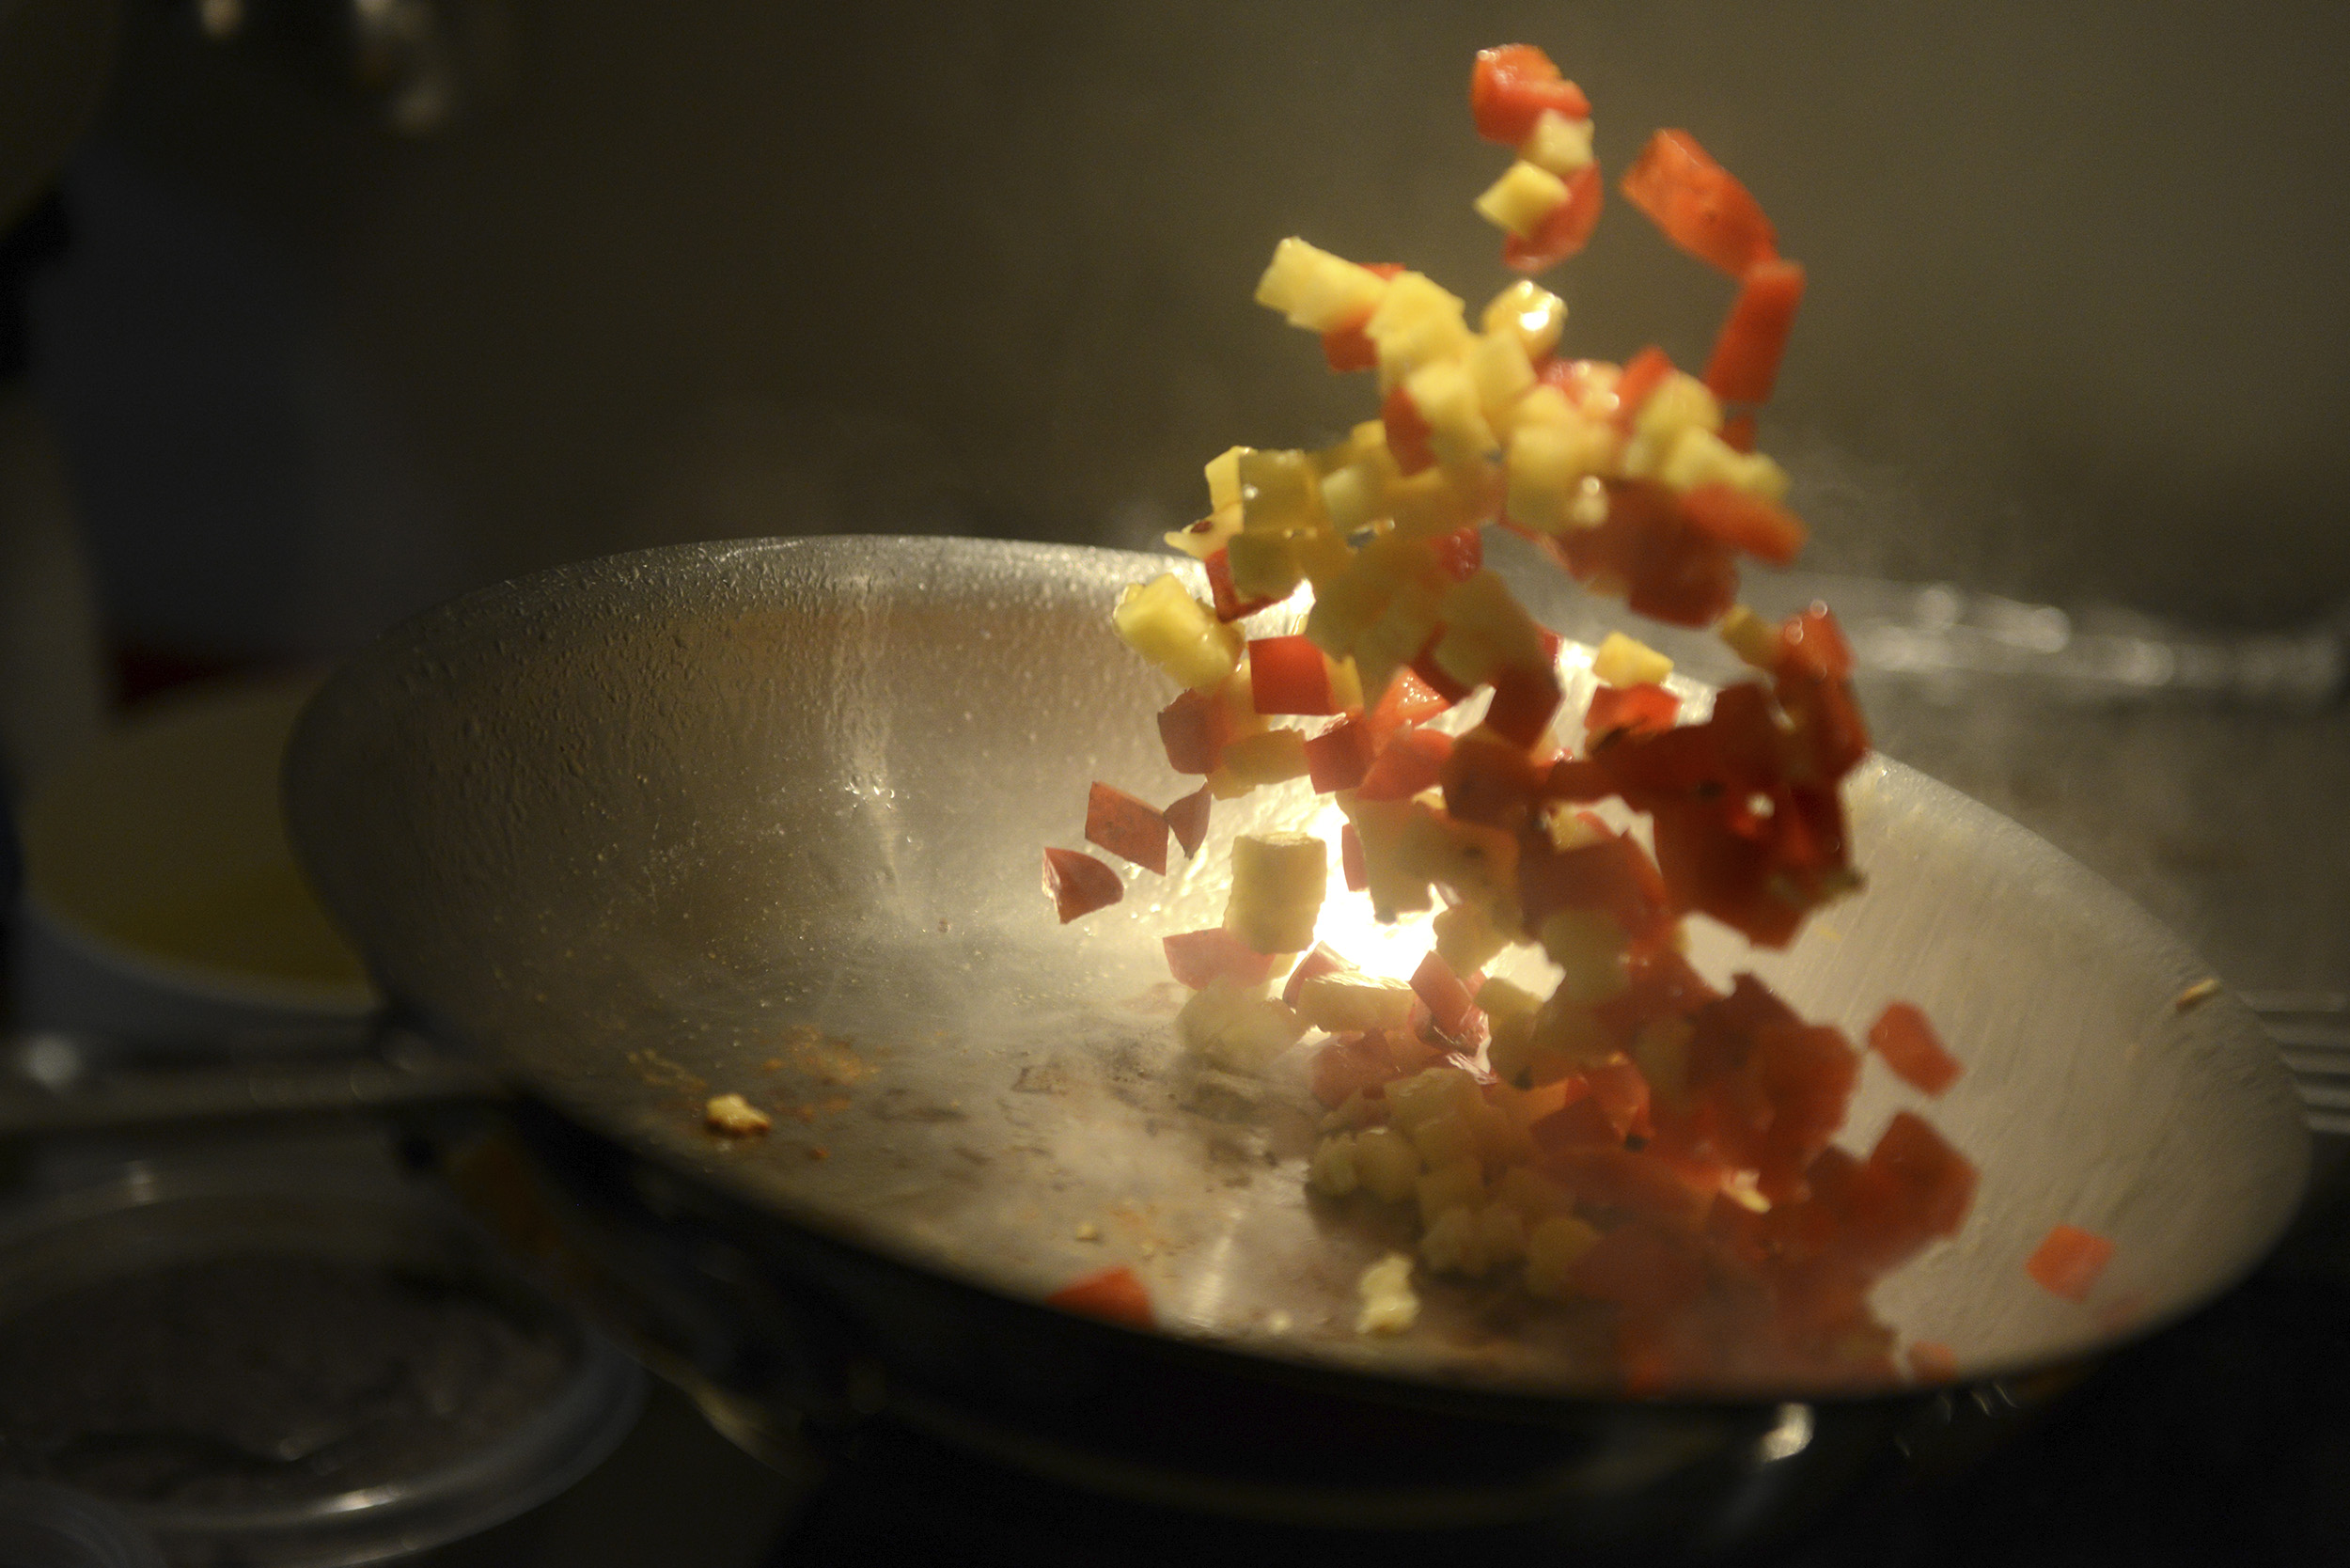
[282,535,2310,1552]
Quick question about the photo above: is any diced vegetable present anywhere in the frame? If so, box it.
[1164,785,1212,859]
[1224,832,1329,954]
[1704,259,1807,405]
[1042,847,1121,923]
[2026,1224,2116,1304]
[1085,782,1168,874]
[1620,128,1778,276]
[1249,635,1340,715]
[1163,927,1277,990]
[1868,1001,1963,1096]
[1044,1264,1155,1328]
[1469,44,1590,147]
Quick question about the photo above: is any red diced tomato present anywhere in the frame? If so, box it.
[1431,525,1484,582]
[1340,823,1368,891]
[1410,949,1481,1040]
[2026,1224,2116,1304]
[1703,259,1807,404]
[1163,928,1278,990]
[1044,1264,1154,1328]
[1085,782,1168,874]
[1157,687,1232,776]
[1868,1002,1961,1096]
[1249,635,1338,714]
[1680,484,1808,567]
[1612,346,1676,430]
[1303,717,1377,792]
[1282,942,1354,1007]
[1620,129,1778,277]
[1206,548,1278,621]
[1042,847,1122,923]
[1381,382,1437,476]
[1469,44,1590,146]
[1585,682,1681,744]
[1357,727,1454,800]
[1482,662,1563,748]
[1503,164,1605,273]
[1776,603,1855,682]
[1164,785,1211,860]
[1440,733,1546,827]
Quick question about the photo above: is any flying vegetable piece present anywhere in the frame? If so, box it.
[1042,846,1121,923]
[1085,782,1168,874]
[1044,1263,1155,1328]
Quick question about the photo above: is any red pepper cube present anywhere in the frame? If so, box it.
[1249,635,1338,715]
[1502,164,1604,274]
[1776,604,1855,682]
[1867,1002,1962,1096]
[1302,716,1377,793]
[1085,782,1168,875]
[1430,525,1484,583]
[1582,1057,1655,1141]
[1380,382,1437,476]
[1042,847,1122,924]
[1206,548,1278,622]
[1356,726,1454,801]
[1483,663,1563,749]
[1163,785,1212,860]
[1469,44,1590,146]
[2026,1224,2116,1304]
[1409,949,1481,1040]
[1584,682,1681,745]
[1865,1110,1978,1244]
[1321,321,1377,373]
[1680,484,1808,568]
[1367,666,1453,745]
[1163,927,1278,990]
[1340,823,1368,892]
[1440,733,1546,827]
[1703,259,1807,405]
[1620,129,1778,277]
[1407,635,1475,705]
[1044,1263,1154,1328]
[1719,412,1758,454]
[1157,687,1231,776]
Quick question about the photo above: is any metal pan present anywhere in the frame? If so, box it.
[281,535,2310,1547]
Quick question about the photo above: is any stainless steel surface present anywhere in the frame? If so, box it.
[284,535,2310,1400]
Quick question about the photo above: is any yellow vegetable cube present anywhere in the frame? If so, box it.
[1430,570,1548,689]
[1473,160,1570,240]
[1204,446,1247,511]
[1480,280,1568,362]
[1296,971,1417,1034]
[1353,1126,1422,1202]
[1540,908,1631,1004]
[1402,360,1500,472]
[1465,330,1538,433]
[1206,728,1310,800]
[1318,463,1390,535]
[1163,501,1242,560]
[1385,1066,1483,1134]
[1254,237,1392,332]
[1355,1252,1419,1334]
[1524,1214,1604,1299]
[1238,447,1327,536]
[1521,110,1595,176]
[1224,832,1329,954]
[1417,1155,1486,1226]
[1408,1108,1480,1171]
[1717,604,1779,668]
[1112,574,1242,689]
[1365,272,1473,386]
[1308,1132,1360,1197]
[1434,899,1515,977]
[1225,529,1303,603]
[1176,977,1308,1074]
[1591,631,1674,689]
[1505,416,1618,533]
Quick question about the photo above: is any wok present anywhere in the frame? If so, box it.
[282,534,2309,1551]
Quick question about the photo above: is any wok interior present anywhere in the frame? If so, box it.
[285,535,2310,1398]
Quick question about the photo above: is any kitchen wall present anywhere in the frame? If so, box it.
[31,0,2350,660]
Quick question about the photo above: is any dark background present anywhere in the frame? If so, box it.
[28,0,2350,667]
